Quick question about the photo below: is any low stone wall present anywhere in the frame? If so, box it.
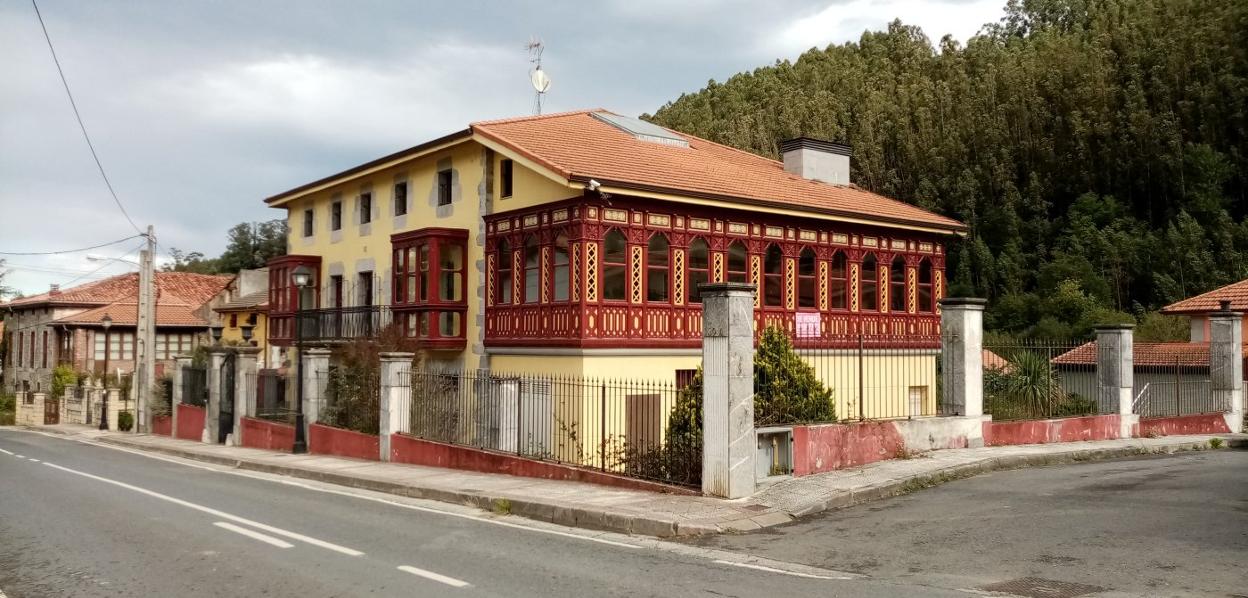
[152,415,173,436]
[240,417,295,452]
[1138,413,1232,437]
[984,414,1129,447]
[309,423,379,461]
[175,404,206,441]
[14,393,44,426]
[389,434,698,495]
[792,417,983,476]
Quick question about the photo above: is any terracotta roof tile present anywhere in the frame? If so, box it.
[1161,278,1248,314]
[471,110,965,232]
[215,291,269,312]
[1052,341,1222,367]
[8,272,231,309]
[54,301,209,328]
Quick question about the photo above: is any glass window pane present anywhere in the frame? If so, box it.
[605,231,627,262]
[604,266,626,300]
[554,265,569,301]
[441,244,463,271]
[689,271,708,303]
[438,312,461,337]
[525,267,540,303]
[689,239,708,269]
[648,270,668,302]
[440,271,462,302]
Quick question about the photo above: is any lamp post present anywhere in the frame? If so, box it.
[240,323,254,346]
[210,324,224,346]
[291,265,313,454]
[99,314,112,431]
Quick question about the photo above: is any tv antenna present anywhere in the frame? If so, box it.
[526,37,550,115]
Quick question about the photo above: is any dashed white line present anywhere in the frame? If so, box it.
[712,560,854,580]
[397,565,472,588]
[15,455,25,459]
[214,522,294,548]
[41,461,364,556]
[27,458,39,463]
[0,448,14,456]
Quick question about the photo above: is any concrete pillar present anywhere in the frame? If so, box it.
[1209,302,1244,433]
[231,347,262,446]
[104,389,121,431]
[378,352,413,462]
[699,282,756,499]
[206,348,228,444]
[939,298,987,418]
[302,348,332,428]
[1095,325,1137,438]
[171,355,192,436]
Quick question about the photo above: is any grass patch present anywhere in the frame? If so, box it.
[1210,438,1225,449]
[0,393,14,426]
[492,498,512,515]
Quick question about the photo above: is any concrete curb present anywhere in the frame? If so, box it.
[82,432,1242,538]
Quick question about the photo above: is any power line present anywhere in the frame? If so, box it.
[30,0,143,236]
[61,241,146,287]
[0,234,142,256]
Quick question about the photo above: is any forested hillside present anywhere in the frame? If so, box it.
[647,0,1247,339]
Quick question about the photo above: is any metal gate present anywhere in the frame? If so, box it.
[44,395,60,425]
[219,352,236,444]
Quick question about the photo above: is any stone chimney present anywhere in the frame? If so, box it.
[780,137,851,185]
[48,283,60,296]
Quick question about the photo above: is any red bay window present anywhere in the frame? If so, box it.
[391,228,468,350]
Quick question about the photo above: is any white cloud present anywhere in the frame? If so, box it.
[769,0,1004,56]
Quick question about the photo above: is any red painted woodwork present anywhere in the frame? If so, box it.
[152,414,172,436]
[175,403,205,441]
[268,254,322,346]
[390,228,469,350]
[388,434,697,495]
[308,423,380,461]
[241,417,296,452]
[485,196,946,349]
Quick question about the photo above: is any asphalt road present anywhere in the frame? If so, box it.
[0,428,960,598]
[689,450,1248,597]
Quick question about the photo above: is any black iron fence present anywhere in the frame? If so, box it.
[182,366,208,407]
[401,370,700,488]
[251,370,293,424]
[295,307,393,343]
[1133,357,1218,417]
[986,337,1100,421]
[771,334,945,423]
[320,368,380,435]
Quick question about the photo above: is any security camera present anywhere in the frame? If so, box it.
[587,179,601,191]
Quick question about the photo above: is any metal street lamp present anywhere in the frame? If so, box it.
[240,323,254,345]
[209,324,224,346]
[99,314,112,431]
[291,265,313,454]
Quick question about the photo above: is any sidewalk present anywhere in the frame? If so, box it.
[27,424,1246,537]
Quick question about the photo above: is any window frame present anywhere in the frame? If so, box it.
[359,192,372,225]
[646,233,670,303]
[890,256,907,312]
[437,170,453,206]
[390,227,469,349]
[763,244,783,308]
[500,159,514,198]
[727,241,749,284]
[331,201,342,231]
[798,247,817,309]
[302,209,314,237]
[602,229,628,302]
[829,251,848,310]
[553,234,570,302]
[687,238,709,304]
[918,259,934,313]
[861,253,879,312]
[497,239,513,305]
[393,181,408,216]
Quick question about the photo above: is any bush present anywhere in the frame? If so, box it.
[754,326,836,425]
[51,365,78,398]
[619,368,705,487]
[117,410,134,432]
[0,393,14,426]
[984,350,1093,419]
[150,376,174,417]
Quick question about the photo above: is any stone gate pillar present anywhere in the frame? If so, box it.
[1209,301,1244,433]
[378,352,414,462]
[699,282,756,499]
[205,348,229,443]
[301,348,332,428]
[172,355,192,436]
[1095,325,1137,438]
[939,298,986,419]
[232,347,262,446]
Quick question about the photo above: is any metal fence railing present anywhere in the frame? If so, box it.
[778,334,945,423]
[400,370,699,488]
[986,338,1100,421]
[250,370,293,424]
[182,366,208,407]
[1132,355,1218,417]
[320,368,380,435]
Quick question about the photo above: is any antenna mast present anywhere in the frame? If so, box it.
[526,37,550,115]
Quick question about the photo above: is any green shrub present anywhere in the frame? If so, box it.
[51,365,78,398]
[754,326,836,425]
[0,393,14,426]
[117,410,134,432]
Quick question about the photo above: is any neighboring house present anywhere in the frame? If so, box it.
[1,272,231,393]
[263,109,965,417]
[1161,278,1248,341]
[1052,342,1228,417]
[211,268,272,368]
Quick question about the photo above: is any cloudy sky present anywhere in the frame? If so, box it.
[0,0,1005,296]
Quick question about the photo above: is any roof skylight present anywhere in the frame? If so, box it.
[591,112,689,148]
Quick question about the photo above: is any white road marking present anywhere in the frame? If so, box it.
[0,448,14,455]
[712,559,854,580]
[27,458,39,463]
[397,565,471,588]
[40,461,364,556]
[213,522,294,549]
[15,455,25,459]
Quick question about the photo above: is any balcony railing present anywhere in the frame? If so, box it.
[271,306,394,344]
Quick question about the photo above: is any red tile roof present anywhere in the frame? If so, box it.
[1161,278,1248,314]
[54,301,209,328]
[1052,341,1219,367]
[8,272,231,309]
[472,110,965,232]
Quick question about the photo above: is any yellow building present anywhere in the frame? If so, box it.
[264,110,964,426]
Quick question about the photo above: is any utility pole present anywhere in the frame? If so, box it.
[135,225,156,434]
